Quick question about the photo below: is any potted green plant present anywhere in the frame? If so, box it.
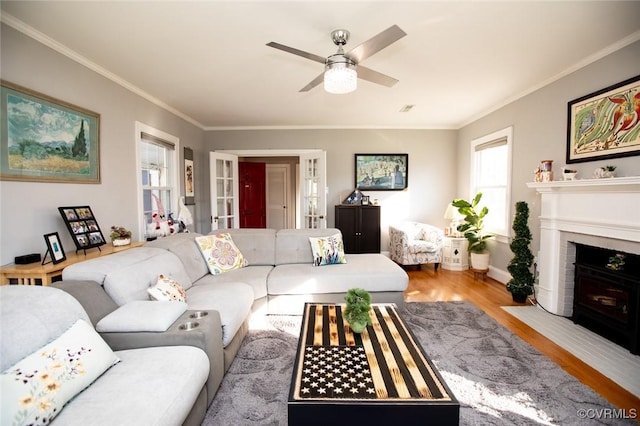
[452,192,493,270]
[506,201,535,303]
[110,226,132,246]
[343,288,372,333]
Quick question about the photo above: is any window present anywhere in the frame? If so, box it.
[470,126,512,239]
[135,122,179,239]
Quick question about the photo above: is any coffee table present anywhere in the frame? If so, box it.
[288,303,459,425]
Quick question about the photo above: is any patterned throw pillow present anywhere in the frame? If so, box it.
[1,319,119,425]
[195,234,248,275]
[309,233,347,266]
[147,274,187,302]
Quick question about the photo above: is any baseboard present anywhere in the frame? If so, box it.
[488,266,510,284]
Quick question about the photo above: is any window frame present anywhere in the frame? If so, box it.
[469,126,513,242]
[135,122,179,241]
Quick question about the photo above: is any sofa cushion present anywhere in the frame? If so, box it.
[408,240,438,254]
[268,253,408,295]
[195,234,248,275]
[146,233,210,283]
[185,282,254,347]
[275,228,343,265]
[101,250,192,307]
[222,228,276,266]
[309,233,347,266]
[0,286,91,372]
[1,319,119,426]
[50,346,209,426]
[192,265,272,300]
[148,274,187,302]
[96,301,187,333]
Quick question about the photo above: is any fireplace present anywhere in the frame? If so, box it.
[573,244,640,354]
[527,177,640,318]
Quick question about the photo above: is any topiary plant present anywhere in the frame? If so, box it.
[343,288,372,333]
[506,201,535,303]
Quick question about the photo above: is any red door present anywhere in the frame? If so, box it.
[239,162,266,228]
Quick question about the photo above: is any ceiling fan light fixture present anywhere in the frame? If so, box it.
[324,56,357,94]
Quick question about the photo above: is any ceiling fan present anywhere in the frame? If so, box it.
[266,25,407,94]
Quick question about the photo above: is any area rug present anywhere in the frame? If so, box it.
[203,302,634,425]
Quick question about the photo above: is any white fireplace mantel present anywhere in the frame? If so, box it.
[528,176,640,316]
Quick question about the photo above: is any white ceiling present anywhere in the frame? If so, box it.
[2,1,639,130]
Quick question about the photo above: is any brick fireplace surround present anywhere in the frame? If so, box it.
[527,177,640,316]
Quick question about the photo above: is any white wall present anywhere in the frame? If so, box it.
[457,40,640,276]
[0,24,205,265]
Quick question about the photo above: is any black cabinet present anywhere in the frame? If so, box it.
[335,205,380,254]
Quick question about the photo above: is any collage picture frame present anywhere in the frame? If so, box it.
[58,205,106,252]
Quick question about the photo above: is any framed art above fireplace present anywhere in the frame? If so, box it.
[566,74,640,164]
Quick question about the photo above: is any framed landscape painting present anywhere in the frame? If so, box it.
[0,80,100,183]
[355,153,408,190]
[566,74,640,164]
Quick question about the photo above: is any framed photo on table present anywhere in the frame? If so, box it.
[0,80,100,183]
[43,232,66,264]
[566,74,640,164]
[355,153,408,190]
[58,205,106,252]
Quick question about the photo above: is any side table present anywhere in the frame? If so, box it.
[442,237,469,271]
[0,242,144,286]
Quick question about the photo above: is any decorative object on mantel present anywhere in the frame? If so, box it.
[566,74,640,164]
[452,192,493,270]
[593,165,616,178]
[534,160,553,182]
[506,201,535,303]
[561,166,578,181]
[606,253,626,271]
[109,226,132,246]
[343,288,372,333]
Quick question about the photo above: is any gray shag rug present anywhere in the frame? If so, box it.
[203,302,633,425]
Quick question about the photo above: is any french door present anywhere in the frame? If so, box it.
[299,151,326,229]
[209,152,239,230]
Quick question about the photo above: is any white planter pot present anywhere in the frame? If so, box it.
[112,238,131,247]
[470,252,490,270]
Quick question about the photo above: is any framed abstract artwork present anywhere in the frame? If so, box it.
[355,153,408,191]
[1,80,100,183]
[566,74,640,164]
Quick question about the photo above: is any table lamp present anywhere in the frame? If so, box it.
[444,203,464,237]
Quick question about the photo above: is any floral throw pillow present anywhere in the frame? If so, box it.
[309,233,347,266]
[195,234,248,275]
[147,274,187,302]
[1,319,119,425]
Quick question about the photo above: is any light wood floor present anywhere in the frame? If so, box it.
[404,267,640,415]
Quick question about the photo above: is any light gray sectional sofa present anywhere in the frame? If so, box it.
[0,285,209,426]
[56,227,408,411]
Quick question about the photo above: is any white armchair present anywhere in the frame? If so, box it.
[389,221,444,270]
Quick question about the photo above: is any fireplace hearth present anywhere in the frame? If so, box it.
[573,244,640,354]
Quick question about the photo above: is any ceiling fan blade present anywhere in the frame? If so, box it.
[299,73,324,92]
[266,42,326,64]
[345,25,407,64]
[357,65,399,87]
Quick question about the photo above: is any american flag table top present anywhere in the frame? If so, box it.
[291,303,453,402]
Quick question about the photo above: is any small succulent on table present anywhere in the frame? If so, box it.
[110,226,132,241]
[343,288,372,333]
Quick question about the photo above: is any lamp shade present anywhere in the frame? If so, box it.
[324,55,357,94]
[444,203,463,221]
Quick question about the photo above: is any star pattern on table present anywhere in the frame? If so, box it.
[298,346,376,399]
